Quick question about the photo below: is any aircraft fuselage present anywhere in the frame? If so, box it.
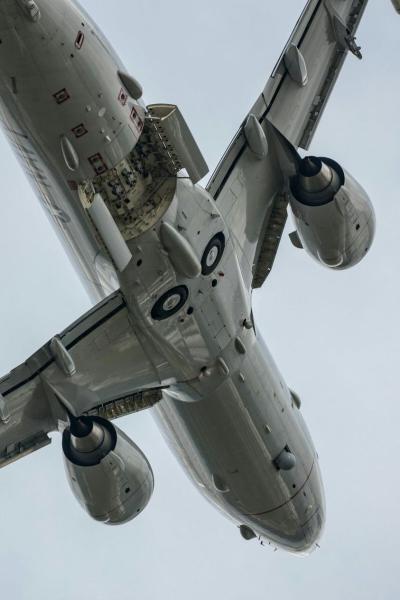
[0,0,325,552]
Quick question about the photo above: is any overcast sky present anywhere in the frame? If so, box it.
[0,1,399,599]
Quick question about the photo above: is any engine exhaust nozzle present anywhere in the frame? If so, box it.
[291,156,342,206]
[63,416,117,467]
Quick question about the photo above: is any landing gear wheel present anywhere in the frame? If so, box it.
[151,286,189,321]
[201,233,225,276]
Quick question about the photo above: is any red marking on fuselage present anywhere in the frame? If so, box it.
[72,123,88,138]
[88,153,108,175]
[53,88,70,104]
[118,88,128,106]
[130,106,144,132]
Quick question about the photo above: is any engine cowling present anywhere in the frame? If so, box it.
[63,416,154,525]
[289,156,375,269]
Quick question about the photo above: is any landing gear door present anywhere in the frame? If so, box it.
[147,104,209,184]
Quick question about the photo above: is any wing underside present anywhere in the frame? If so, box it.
[207,0,369,289]
[0,291,169,468]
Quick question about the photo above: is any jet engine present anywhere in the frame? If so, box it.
[289,156,375,269]
[63,416,154,525]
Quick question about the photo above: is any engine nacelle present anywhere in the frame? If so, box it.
[63,416,154,525]
[289,156,375,269]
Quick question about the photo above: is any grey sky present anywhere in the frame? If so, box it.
[0,1,399,599]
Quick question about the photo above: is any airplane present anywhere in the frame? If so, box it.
[0,0,395,555]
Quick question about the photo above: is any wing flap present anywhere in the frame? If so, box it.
[267,0,368,149]
[0,431,51,469]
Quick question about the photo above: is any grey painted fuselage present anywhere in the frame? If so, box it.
[0,0,325,552]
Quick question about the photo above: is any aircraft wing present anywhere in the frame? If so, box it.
[207,0,369,289]
[0,291,172,469]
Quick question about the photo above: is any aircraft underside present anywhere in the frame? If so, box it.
[0,0,394,554]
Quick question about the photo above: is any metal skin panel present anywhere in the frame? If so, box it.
[0,0,376,552]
